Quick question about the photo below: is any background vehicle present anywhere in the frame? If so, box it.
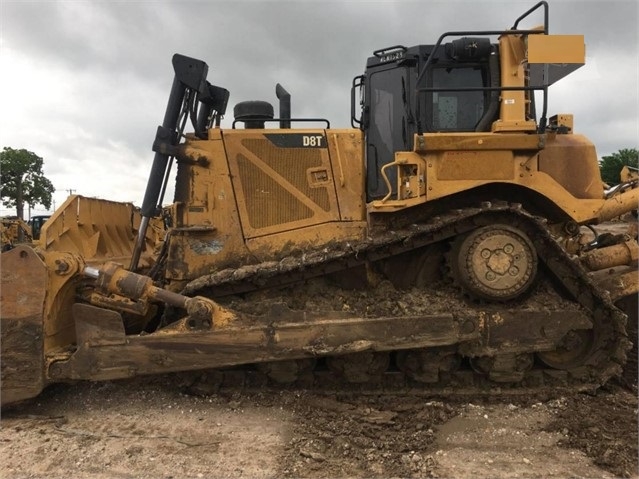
[28,215,51,241]
[1,215,51,251]
[0,217,32,251]
[2,1,637,406]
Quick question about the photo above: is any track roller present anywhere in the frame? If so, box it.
[327,352,390,383]
[536,330,595,370]
[396,347,461,383]
[256,359,316,384]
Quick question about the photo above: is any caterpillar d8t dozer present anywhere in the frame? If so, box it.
[2,1,637,406]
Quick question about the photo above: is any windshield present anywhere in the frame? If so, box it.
[427,65,485,131]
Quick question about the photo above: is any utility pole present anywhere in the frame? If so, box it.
[66,189,76,197]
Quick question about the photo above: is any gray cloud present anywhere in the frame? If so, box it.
[1,0,637,215]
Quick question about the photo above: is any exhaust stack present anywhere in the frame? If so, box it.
[276,83,291,129]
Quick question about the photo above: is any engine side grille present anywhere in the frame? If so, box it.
[241,139,330,212]
[237,153,313,229]
[233,138,336,231]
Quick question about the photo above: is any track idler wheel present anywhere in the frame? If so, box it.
[451,225,537,301]
[327,352,389,383]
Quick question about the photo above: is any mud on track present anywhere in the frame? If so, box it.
[1,377,636,478]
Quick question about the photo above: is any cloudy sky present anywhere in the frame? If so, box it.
[1,0,637,217]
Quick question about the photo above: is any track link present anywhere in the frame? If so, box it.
[180,204,631,395]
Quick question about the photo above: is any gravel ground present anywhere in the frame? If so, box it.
[1,377,636,478]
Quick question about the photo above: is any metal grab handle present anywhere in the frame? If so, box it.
[379,161,400,203]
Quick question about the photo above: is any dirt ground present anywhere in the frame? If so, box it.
[1,376,636,479]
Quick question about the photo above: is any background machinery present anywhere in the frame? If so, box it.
[0,217,32,252]
[2,2,637,406]
[1,215,50,251]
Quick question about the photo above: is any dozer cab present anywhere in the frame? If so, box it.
[27,215,51,241]
[2,1,637,406]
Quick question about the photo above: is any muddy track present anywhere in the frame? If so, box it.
[177,204,631,395]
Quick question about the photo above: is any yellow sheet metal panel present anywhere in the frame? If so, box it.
[245,221,366,261]
[527,35,585,86]
[538,134,603,200]
[167,137,249,283]
[528,35,585,64]
[326,130,365,222]
[419,133,544,152]
[437,150,514,181]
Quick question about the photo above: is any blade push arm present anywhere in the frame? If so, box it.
[130,54,229,271]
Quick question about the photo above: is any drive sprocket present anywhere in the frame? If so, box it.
[450,224,537,302]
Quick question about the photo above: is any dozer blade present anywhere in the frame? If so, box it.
[1,246,48,406]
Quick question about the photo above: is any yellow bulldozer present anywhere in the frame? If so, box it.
[2,1,637,406]
[0,217,33,252]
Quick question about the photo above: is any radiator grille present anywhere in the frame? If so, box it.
[237,154,313,229]
[241,139,330,211]
[236,138,333,230]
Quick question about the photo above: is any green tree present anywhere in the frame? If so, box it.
[599,148,639,185]
[0,147,55,220]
